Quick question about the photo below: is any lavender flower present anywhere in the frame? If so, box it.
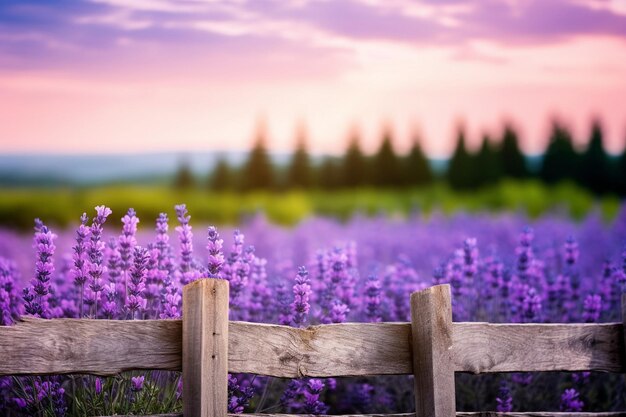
[0,258,20,326]
[131,375,145,392]
[227,374,255,413]
[303,379,328,414]
[495,380,513,412]
[175,204,198,285]
[71,213,90,317]
[87,205,112,318]
[564,236,580,266]
[206,226,225,279]
[291,266,311,327]
[126,246,149,319]
[24,219,56,318]
[114,208,138,306]
[364,273,382,322]
[582,294,602,323]
[560,388,584,411]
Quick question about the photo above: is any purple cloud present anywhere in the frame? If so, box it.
[1,0,626,73]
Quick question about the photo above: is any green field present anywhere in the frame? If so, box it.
[0,180,621,230]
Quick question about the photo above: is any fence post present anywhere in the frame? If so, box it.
[183,278,229,417]
[410,284,456,417]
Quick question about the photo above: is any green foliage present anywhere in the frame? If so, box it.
[372,129,402,187]
[209,158,235,191]
[0,181,618,231]
[403,136,433,186]
[173,160,194,190]
[70,372,182,416]
[474,134,501,187]
[287,128,313,189]
[241,128,274,190]
[342,131,369,187]
[446,127,474,190]
[317,157,341,190]
[499,123,528,178]
[540,121,580,184]
[579,119,610,195]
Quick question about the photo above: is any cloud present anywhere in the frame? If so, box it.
[1,0,626,88]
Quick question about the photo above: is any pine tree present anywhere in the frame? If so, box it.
[209,158,234,191]
[447,127,474,190]
[287,125,313,189]
[318,157,341,190]
[540,120,579,184]
[618,147,626,196]
[579,119,609,194]
[500,123,528,178]
[173,159,194,190]
[373,128,401,187]
[241,125,274,190]
[475,134,501,187]
[404,135,432,187]
[342,130,368,188]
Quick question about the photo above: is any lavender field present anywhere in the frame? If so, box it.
[1,204,626,415]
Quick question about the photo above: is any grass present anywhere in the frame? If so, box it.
[0,180,621,230]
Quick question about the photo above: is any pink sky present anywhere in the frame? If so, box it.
[0,0,625,157]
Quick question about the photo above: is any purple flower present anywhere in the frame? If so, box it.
[95,378,103,395]
[582,294,602,323]
[560,388,584,412]
[126,246,149,319]
[364,274,382,322]
[227,374,255,413]
[206,226,225,279]
[291,266,311,327]
[303,379,328,414]
[119,208,139,301]
[71,213,90,316]
[175,204,198,285]
[24,219,56,318]
[564,236,579,266]
[131,375,145,392]
[496,380,513,412]
[87,205,112,318]
[0,258,21,326]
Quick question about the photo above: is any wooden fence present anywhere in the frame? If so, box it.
[1,279,626,417]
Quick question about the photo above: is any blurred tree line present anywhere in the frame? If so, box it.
[174,119,626,195]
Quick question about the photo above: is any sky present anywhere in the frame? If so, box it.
[0,0,625,157]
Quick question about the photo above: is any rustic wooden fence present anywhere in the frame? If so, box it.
[1,279,626,417]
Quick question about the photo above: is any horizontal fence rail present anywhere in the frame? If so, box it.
[1,319,624,377]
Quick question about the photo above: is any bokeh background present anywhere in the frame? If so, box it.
[0,0,625,228]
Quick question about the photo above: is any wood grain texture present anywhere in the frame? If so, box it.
[411,284,456,417]
[183,278,229,417]
[451,322,625,373]
[228,321,412,377]
[0,317,181,376]
[1,319,624,377]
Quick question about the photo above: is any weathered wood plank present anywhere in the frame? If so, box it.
[183,279,229,417]
[411,284,456,417]
[228,321,412,377]
[451,322,625,374]
[0,317,181,376]
[1,319,624,377]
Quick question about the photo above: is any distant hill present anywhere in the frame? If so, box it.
[0,152,255,186]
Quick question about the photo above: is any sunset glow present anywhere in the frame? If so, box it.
[1,0,626,157]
